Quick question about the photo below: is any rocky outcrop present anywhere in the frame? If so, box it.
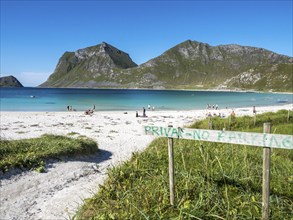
[0,75,23,87]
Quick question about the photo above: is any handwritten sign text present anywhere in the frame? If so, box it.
[143,126,293,149]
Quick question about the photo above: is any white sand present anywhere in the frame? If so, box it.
[0,104,292,219]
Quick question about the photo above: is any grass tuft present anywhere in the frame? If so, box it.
[0,134,98,173]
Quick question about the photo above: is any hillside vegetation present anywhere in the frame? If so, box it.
[40,40,293,92]
[40,42,137,88]
[75,110,293,219]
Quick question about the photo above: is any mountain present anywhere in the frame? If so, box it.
[40,42,137,87]
[40,40,293,92]
[0,75,23,87]
[124,40,293,91]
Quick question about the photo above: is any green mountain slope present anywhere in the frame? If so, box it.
[40,40,293,92]
[40,42,137,87]
[118,40,292,91]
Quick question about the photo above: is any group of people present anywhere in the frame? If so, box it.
[136,107,147,117]
[147,104,155,111]
[67,103,158,117]
[84,105,95,115]
[206,104,219,110]
[206,111,227,118]
[136,104,155,117]
[206,106,257,119]
[67,106,76,111]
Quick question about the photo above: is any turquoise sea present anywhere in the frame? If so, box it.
[0,88,292,112]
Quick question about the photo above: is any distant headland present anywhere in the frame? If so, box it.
[0,75,23,88]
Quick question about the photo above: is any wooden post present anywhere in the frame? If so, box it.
[168,125,175,206]
[208,119,212,130]
[262,123,271,220]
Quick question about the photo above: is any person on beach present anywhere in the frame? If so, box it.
[67,106,70,111]
[231,110,236,117]
[143,107,146,117]
[253,106,256,114]
[85,109,94,115]
[148,104,151,110]
[136,111,139,117]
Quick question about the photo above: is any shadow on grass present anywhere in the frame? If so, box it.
[60,149,112,163]
[214,175,293,200]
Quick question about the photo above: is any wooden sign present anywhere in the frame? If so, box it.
[144,125,293,149]
[144,123,292,219]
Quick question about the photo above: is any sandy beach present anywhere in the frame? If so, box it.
[0,104,292,220]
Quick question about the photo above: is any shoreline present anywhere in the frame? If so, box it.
[0,104,292,219]
[1,102,292,113]
[3,86,293,94]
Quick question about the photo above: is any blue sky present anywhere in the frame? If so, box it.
[1,0,292,87]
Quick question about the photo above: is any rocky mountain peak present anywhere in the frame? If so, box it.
[40,42,138,87]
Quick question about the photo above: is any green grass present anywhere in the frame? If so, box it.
[0,134,98,173]
[190,109,293,134]
[75,110,293,219]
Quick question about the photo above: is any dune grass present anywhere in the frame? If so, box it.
[0,134,98,173]
[190,109,293,134]
[74,110,293,219]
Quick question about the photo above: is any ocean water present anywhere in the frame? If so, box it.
[0,87,292,112]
